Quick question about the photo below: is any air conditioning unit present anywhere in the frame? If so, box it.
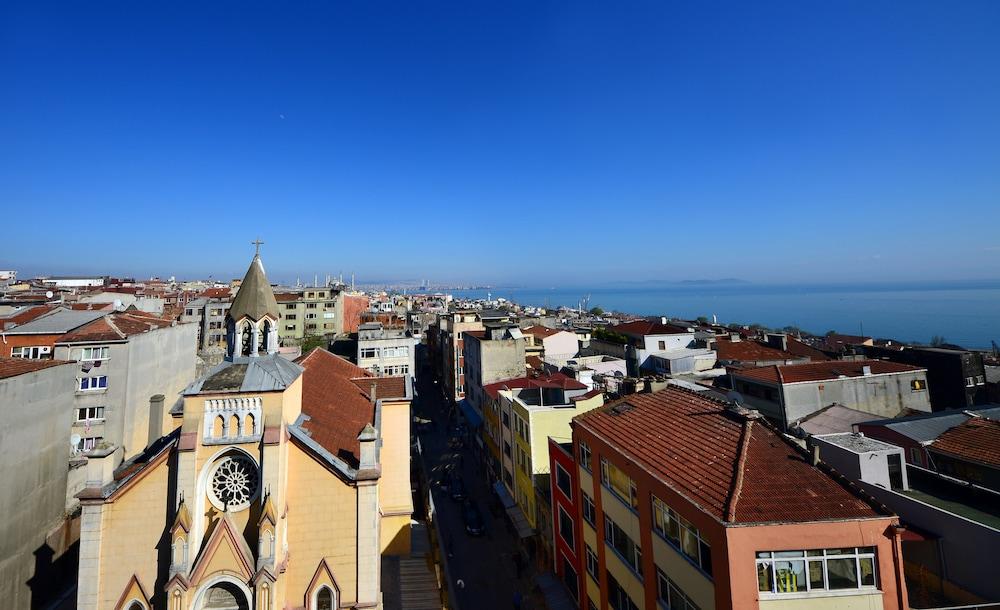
[40,346,51,354]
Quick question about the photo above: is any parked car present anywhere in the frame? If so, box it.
[462,501,485,536]
[450,476,467,501]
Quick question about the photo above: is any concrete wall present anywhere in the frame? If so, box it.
[783,371,931,423]
[0,363,77,610]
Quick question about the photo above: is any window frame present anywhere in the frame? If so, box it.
[77,375,108,392]
[756,547,878,596]
[652,495,713,577]
[558,505,575,547]
[582,492,596,527]
[80,346,110,361]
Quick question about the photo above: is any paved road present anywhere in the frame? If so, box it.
[412,352,542,610]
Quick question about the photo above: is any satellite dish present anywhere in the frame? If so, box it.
[614,370,625,379]
[726,391,744,406]
[45,290,54,299]
[70,434,82,449]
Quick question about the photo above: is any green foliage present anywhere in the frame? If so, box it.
[930,335,946,347]
[589,306,604,316]
[300,334,329,352]
[696,316,709,324]
[592,326,629,345]
[825,330,838,337]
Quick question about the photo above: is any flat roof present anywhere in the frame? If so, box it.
[814,432,901,454]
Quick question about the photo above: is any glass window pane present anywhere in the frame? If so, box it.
[757,561,773,592]
[827,558,859,589]
[774,560,806,593]
[699,540,712,575]
[806,550,824,557]
[808,560,825,590]
[681,527,699,559]
[774,551,804,558]
[828,548,855,556]
[859,557,876,586]
[756,551,773,559]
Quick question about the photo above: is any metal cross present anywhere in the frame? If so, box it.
[252,238,264,256]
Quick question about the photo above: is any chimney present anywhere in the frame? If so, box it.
[862,365,872,376]
[730,333,741,343]
[660,316,668,325]
[85,445,123,488]
[369,380,378,404]
[148,394,165,448]
[811,444,821,466]
[358,424,378,471]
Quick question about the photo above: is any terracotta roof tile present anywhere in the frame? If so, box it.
[483,372,586,399]
[294,349,407,469]
[930,417,1000,468]
[522,325,562,339]
[575,387,887,524]
[712,337,795,362]
[0,357,75,380]
[610,320,692,336]
[58,312,175,343]
[784,337,833,361]
[735,360,923,384]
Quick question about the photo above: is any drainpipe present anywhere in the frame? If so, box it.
[890,524,909,610]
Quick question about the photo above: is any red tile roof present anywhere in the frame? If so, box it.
[610,320,692,337]
[525,355,545,371]
[575,387,888,524]
[201,287,232,299]
[295,348,407,469]
[784,337,833,361]
[57,312,175,343]
[712,337,795,363]
[0,357,74,380]
[734,360,924,384]
[522,325,563,339]
[1,305,56,328]
[274,292,299,303]
[930,417,1000,468]
[484,372,586,399]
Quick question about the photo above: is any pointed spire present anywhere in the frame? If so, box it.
[171,496,191,534]
[258,491,278,527]
[229,248,279,323]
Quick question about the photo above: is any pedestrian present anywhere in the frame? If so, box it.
[512,590,522,610]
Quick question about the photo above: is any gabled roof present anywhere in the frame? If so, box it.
[0,357,74,380]
[575,387,889,525]
[58,311,176,343]
[228,255,279,322]
[735,360,924,384]
[0,304,57,329]
[859,406,1000,443]
[522,325,568,339]
[796,404,881,436]
[2,307,107,334]
[784,337,833,361]
[610,319,692,337]
[712,337,796,363]
[930,417,1000,468]
[483,372,586,399]
[294,348,407,469]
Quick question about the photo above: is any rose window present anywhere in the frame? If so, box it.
[208,454,259,511]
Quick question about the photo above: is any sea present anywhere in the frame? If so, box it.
[448,281,1000,350]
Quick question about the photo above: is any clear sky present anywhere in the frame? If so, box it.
[2,1,999,286]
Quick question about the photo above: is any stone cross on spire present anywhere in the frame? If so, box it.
[252,238,264,256]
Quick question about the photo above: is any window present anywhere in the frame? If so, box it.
[316,586,334,610]
[911,379,926,391]
[78,376,108,391]
[579,441,592,471]
[502,412,510,428]
[80,346,110,361]
[607,571,639,610]
[305,313,318,319]
[908,447,923,466]
[76,406,106,421]
[657,568,700,610]
[285,325,296,331]
[306,303,317,309]
[558,506,575,547]
[208,321,222,329]
[360,347,379,359]
[285,314,298,320]
[210,308,223,316]
[658,340,666,350]
[563,556,579,600]
[582,492,596,527]
[383,346,409,358]
[756,547,877,595]
[601,458,638,509]
[652,496,712,575]
[976,375,986,385]
[966,376,975,388]
[585,545,599,580]
[556,464,572,499]
[285,303,296,310]
[12,345,51,358]
[604,515,641,576]
[75,436,104,452]
[503,441,511,458]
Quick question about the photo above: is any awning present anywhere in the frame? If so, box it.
[458,399,483,428]
[493,481,516,509]
[506,503,534,539]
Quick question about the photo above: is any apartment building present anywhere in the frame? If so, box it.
[356,321,418,378]
[436,310,485,403]
[590,319,696,376]
[552,386,908,610]
[731,360,932,430]
[180,297,231,350]
[53,311,196,458]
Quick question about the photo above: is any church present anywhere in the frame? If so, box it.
[75,251,413,610]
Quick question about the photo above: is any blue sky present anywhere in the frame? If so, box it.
[2,1,999,285]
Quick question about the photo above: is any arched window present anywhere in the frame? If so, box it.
[243,412,255,436]
[172,538,185,565]
[128,602,145,610]
[228,414,240,438]
[213,415,225,438]
[316,587,334,610]
[241,322,252,356]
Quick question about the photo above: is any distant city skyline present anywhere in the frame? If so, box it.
[3,1,999,284]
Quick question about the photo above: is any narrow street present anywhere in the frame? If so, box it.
[412,349,542,610]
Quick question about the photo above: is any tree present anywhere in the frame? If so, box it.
[300,334,329,353]
[589,306,604,316]
[930,335,946,347]
[696,316,709,324]
[825,330,838,337]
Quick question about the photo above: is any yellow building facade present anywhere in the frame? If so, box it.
[75,253,412,610]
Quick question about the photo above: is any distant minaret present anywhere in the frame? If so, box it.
[351,273,355,292]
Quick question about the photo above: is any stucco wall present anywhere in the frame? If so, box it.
[0,363,76,610]
[783,372,931,423]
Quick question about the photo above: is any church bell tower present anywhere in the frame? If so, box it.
[226,240,280,359]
